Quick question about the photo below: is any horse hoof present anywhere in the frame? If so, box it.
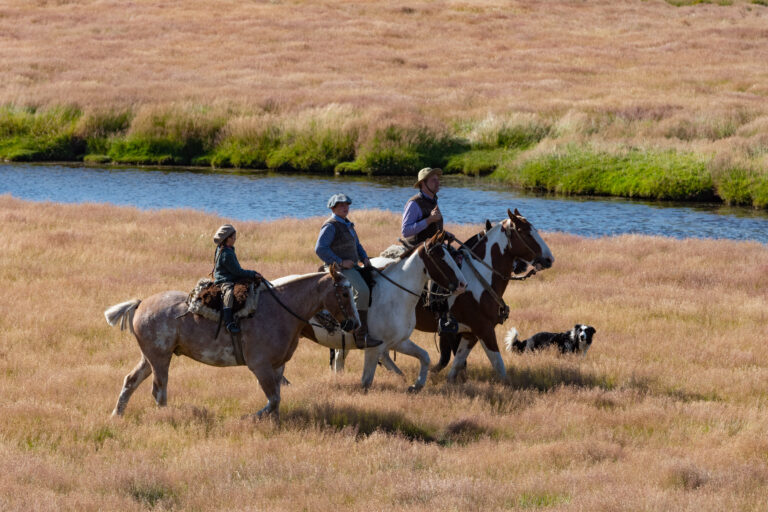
[429,365,444,374]
[407,385,423,394]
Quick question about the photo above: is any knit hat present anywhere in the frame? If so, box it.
[413,167,442,188]
[213,224,236,245]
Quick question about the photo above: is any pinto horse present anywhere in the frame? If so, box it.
[302,231,467,392]
[104,264,358,420]
[424,208,553,382]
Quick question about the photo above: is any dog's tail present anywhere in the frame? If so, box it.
[504,327,520,352]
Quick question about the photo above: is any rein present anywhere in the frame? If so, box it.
[371,242,455,298]
[455,226,537,282]
[262,278,354,331]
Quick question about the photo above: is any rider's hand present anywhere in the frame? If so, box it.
[428,207,442,224]
[341,259,355,269]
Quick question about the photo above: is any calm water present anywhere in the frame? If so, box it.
[2,163,768,243]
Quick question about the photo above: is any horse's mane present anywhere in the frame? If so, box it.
[270,271,325,289]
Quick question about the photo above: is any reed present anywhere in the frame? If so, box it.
[1,197,767,510]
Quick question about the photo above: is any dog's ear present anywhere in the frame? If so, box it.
[587,326,596,335]
[485,219,492,231]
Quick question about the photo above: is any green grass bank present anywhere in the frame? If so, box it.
[2,105,767,208]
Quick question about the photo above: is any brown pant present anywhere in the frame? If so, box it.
[221,282,235,309]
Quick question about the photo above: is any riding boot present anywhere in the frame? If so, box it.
[438,312,459,334]
[353,310,383,349]
[223,307,241,334]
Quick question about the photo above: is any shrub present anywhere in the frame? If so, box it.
[498,147,715,201]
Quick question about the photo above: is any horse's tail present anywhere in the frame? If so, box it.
[504,327,520,352]
[104,299,142,336]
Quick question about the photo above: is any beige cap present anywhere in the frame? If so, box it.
[213,224,236,245]
[414,167,442,188]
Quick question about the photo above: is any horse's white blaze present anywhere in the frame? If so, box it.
[530,226,554,265]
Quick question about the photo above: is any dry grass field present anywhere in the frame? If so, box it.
[1,195,767,510]
[2,0,767,117]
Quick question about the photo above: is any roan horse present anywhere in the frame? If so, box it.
[104,264,358,420]
[301,231,468,392]
[423,208,553,382]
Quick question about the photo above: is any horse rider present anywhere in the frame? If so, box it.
[401,167,459,333]
[212,224,262,334]
[315,194,383,349]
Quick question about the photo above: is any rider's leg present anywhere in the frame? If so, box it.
[221,282,240,334]
[341,269,382,349]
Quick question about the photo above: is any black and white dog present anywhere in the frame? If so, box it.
[505,324,596,355]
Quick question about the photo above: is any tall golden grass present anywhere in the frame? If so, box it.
[2,0,767,120]
[1,195,767,510]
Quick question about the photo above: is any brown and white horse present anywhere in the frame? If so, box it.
[374,209,552,382]
[302,231,468,392]
[104,264,358,420]
[423,208,553,382]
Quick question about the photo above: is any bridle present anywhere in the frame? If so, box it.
[263,276,357,331]
[332,280,357,331]
[420,241,459,294]
[370,241,457,298]
[455,220,540,283]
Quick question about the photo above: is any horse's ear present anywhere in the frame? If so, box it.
[507,208,514,220]
[514,208,521,216]
[329,262,341,279]
[485,219,492,231]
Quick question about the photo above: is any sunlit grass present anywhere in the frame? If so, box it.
[0,197,767,509]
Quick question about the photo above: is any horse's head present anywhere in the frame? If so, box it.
[325,263,360,331]
[502,208,554,271]
[420,231,468,294]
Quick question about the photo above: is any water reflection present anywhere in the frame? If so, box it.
[2,163,767,243]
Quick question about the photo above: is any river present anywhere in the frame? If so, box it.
[2,163,767,243]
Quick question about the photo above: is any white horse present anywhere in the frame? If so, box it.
[299,231,467,392]
[363,209,554,383]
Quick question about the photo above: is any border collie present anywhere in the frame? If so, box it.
[504,324,596,355]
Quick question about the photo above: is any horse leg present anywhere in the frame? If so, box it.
[431,332,460,373]
[148,353,172,407]
[393,339,431,393]
[332,348,348,373]
[248,360,281,420]
[360,345,384,390]
[446,337,473,383]
[277,364,291,386]
[112,356,152,417]
[479,338,507,382]
[379,351,405,377]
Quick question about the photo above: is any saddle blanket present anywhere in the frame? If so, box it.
[185,278,264,322]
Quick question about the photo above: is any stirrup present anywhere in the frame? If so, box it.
[438,315,458,334]
[226,321,241,334]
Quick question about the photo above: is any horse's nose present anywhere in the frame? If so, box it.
[535,256,553,270]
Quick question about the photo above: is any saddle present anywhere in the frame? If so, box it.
[317,264,376,307]
[185,278,263,322]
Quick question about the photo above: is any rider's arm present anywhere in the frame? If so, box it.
[315,223,342,265]
[352,227,368,263]
[401,200,429,238]
[220,250,258,279]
